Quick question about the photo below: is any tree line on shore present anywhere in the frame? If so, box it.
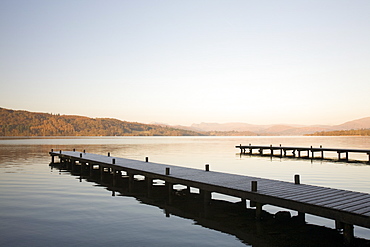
[307,128,370,136]
[0,108,204,136]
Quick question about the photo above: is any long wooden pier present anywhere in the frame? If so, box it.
[50,150,370,245]
[237,144,370,162]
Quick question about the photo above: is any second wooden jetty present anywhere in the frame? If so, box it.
[237,144,370,163]
[50,149,370,245]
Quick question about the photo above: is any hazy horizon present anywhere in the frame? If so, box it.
[1,1,369,126]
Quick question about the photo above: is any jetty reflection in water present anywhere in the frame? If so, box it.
[50,161,370,247]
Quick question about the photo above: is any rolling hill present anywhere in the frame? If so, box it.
[0,107,204,136]
[1,107,369,136]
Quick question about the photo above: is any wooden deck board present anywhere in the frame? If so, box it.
[310,193,368,207]
[322,194,370,209]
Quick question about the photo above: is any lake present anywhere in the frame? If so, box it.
[1,136,370,246]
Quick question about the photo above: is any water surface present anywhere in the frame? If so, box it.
[1,136,369,246]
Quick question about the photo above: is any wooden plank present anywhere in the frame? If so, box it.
[286,191,352,203]
[322,194,370,209]
[310,193,369,207]
[362,210,370,216]
[341,201,370,213]
[265,186,335,199]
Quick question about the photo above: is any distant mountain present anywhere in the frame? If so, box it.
[179,117,370,136]
[187,122,330,135]
[330,117,370,131]
[307,117,370,136]
[0,107,204,136]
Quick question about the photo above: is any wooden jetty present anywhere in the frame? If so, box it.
[51,162,364,246]
[237,144,370,162]
[50,149,370,245]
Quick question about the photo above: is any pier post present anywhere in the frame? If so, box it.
[167,182,173,204]
[205,164,209,171]
[279,144,283,157]
[146,177,153,197]
[108,152,110,157]
[335,220,344,230]
[345,152,349,161]
[250,181,258,207]
[294,174,300,185]
[343,223,354,245]
[112,169,116,187]
[80,162,85,174]
[200,189,211,206]
[240,198,247,209]
[270,145,273,156]
[165,167,170,175]
[256,202,263,220]
[294,175,306,222]
[251,181,257,192]
[100,165,104,182]
[112,158,115,164]
[296,212,305,223]
[338,152,341,160]
[145,157,149,162]
[89,163,93,176]
[320,145,324,159]
[51,155,55,164]
[128,173,134,192]
[71,159,76,171]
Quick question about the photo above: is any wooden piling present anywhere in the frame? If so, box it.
[343,223,354,245]
[205,164,209,171]
[294,174,300,185]
[251,181,257,192]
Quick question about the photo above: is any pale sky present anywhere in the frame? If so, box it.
[1,0,369,126]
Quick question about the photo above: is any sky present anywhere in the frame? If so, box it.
[1,0,369,126]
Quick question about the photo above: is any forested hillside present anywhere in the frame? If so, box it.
[0,107,204,136]
[307,129,370,136]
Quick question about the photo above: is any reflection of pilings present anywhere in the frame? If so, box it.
[50,162,369,247]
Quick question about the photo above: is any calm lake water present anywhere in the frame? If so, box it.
[1,136,370,246]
